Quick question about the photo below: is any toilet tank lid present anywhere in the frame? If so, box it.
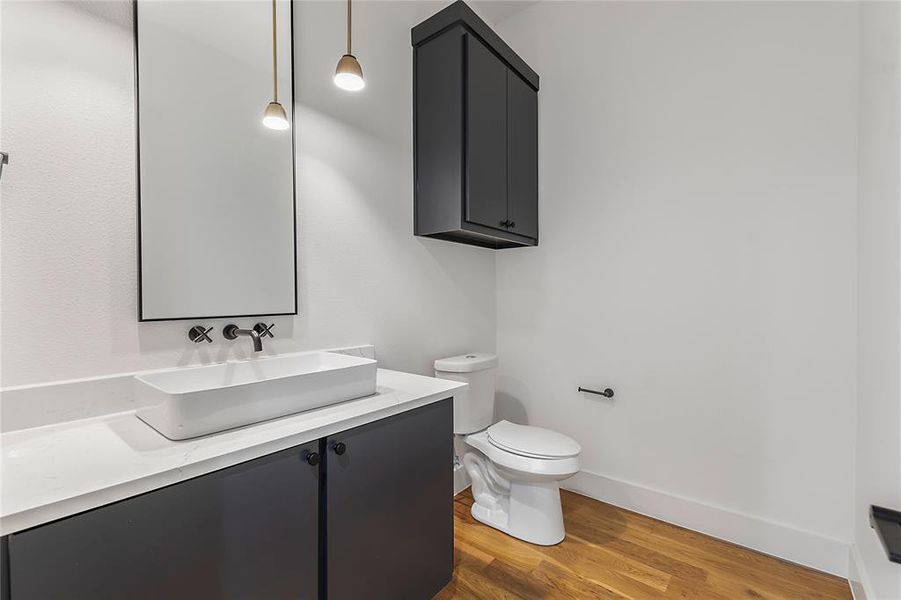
[434,353,497,373]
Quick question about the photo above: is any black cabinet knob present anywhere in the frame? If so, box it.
[509,221,516,228]
[304,451,320,466]
[499,219,509,227]
[332,442,347,455]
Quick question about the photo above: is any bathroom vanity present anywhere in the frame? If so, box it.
[0,366,464,600]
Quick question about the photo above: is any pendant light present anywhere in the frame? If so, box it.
[263,0,290,130]
[334,0,365,91]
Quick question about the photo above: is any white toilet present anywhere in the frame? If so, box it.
[434,353,581,546]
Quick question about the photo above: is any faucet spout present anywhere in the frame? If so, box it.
[222,324,263,352]
[248,329,262,352]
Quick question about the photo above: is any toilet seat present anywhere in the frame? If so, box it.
[465,429,581,478]
[487,421,581,459]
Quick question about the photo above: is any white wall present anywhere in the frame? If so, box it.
[854,2,901,598]
[2,0,891,584]
[494,1,858,575]
[0,0,496,388]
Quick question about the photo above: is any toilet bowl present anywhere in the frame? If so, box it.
[463,420,580,545]
[434,353,581,546]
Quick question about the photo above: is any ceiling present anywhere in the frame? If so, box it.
[471,1,539,25]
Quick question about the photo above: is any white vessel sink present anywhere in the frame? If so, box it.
[135,352,377,440]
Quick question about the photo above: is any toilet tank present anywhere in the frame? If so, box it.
[434,353,498,434]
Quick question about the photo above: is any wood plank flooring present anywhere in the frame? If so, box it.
[437,489,851,599]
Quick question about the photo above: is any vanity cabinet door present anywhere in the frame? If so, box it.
[325,399,453,600]
[7,444,320,600]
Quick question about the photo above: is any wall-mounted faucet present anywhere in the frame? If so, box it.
[222,323,274,352]
[223,324,262,352]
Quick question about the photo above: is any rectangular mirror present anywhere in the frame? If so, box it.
[136,0,296,321]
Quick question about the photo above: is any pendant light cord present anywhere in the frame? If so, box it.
[346,0,352,55]
[271,0,278,102]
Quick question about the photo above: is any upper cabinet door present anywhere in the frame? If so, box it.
[506,70,539,240]
[465,34,508,232]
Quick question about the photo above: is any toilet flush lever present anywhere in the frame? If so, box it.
[578,387,614,398]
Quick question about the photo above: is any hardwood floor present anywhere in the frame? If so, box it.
[437,489,851,600]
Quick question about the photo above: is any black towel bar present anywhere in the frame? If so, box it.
[578,387,614,398]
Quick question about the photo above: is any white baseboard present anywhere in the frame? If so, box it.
[849,544,874,600]
[563,470,850,578]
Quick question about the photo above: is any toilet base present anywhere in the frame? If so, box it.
[470,480,566,545]
[460,429,579,546]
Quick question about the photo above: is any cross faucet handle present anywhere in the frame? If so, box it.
[253,323,275,339]
[188,325,213,344]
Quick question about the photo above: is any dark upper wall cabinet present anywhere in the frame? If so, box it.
[413,1,539,249]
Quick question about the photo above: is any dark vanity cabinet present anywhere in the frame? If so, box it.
[326,400,453,600]
[413,1,539,249]
[2,400,453,600]
[6,444,321,600]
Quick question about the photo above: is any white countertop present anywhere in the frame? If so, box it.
[0,368,465,536]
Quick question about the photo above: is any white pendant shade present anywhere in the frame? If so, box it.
[335,0,364,91]
[262,0,289,130]
[262,101,290,130]
[334,54,365,91]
